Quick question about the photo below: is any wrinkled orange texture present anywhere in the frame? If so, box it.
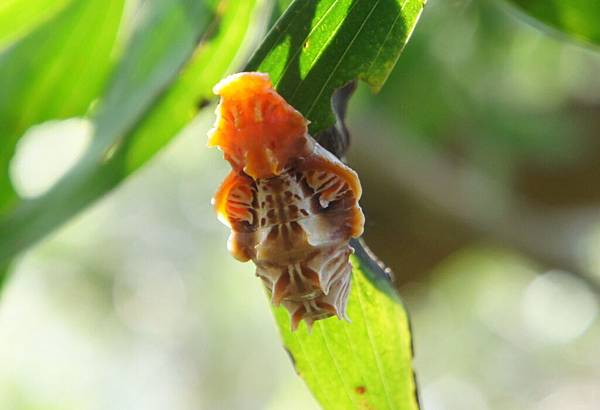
[212,171,252,230]
[207,72,309,179]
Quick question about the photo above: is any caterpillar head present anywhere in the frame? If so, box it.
[208,72,310,179]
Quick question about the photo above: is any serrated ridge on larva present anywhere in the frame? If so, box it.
[210,72,364,330]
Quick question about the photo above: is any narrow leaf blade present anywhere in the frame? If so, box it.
[246,0,425,133]
[247,1,424,408]
[273,245,418,410]
[505,0,600,45]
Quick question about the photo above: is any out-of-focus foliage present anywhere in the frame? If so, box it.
[506,0,600,45]
[0,119,321,409]
[274,248,417,410]
[355,0,600,186]
[0,265,6,292]
[0,0,124,211]
[344,1,600,293]
[0,0,71,48]
[0,0,265,267]
[408,248,600,410]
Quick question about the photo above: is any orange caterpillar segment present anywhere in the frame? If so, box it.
[207,72,309,179]
[212,171,254,228]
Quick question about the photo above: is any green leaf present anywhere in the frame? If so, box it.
[273,241,419,410]
[246,0,425,134]
[0,0,265,266]
[122,0,263,172]
[246,1,424,407]
[0,263,7,292]
[0,0,72,50]
[0,0,125,211]
[505,0,600,45]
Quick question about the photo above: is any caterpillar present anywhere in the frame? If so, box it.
[208,72,364,330]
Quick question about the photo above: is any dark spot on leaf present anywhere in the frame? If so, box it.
[355,386,366,395]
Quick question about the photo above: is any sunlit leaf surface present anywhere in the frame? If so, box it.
[273,242,419,410]
[247,0,425,133]
[506,0,600,45]
[0,0,264,266]
[246,1,424,408]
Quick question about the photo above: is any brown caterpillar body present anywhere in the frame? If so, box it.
[209,72,364,330]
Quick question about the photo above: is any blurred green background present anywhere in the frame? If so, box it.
[2,0,600,409]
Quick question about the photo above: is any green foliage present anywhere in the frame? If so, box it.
[0,0,263,266]
[362,0,592,186]
[274,247,419,410]
[0,263,7,291]
[0,0,124,211]
[246,0,425,133]
[0,0,71,48]
[2,1,600,409]
[246,1,424,408]
[506,0,600,45]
